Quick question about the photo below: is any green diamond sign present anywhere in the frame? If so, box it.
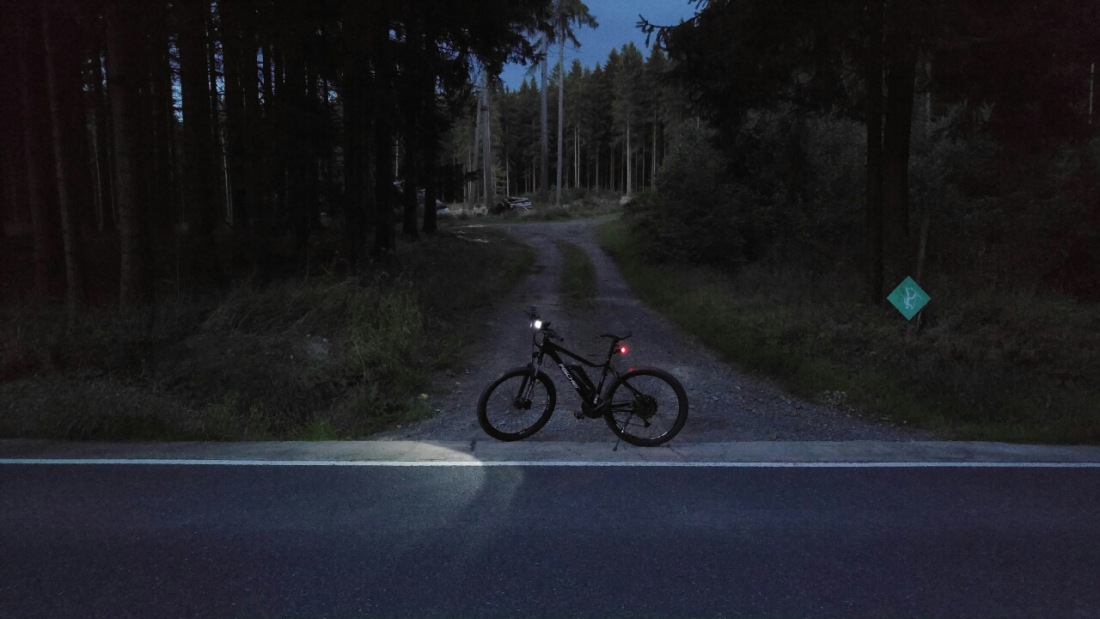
[887,276,931,320]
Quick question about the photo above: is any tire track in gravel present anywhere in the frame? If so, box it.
[376,218,928,444]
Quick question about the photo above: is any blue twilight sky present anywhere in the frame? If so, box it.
[499,0,698,90]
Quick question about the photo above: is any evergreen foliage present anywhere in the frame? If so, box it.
[0,0,552,304]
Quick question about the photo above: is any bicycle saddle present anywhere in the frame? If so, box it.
[599,331,632,341]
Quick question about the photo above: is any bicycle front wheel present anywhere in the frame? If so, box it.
[477,368,557,441]
[603,367,688,446]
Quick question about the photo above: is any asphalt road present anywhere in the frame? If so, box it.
[3,456,1099,618]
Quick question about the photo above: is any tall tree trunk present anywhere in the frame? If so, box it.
[18,4,63,299]
[341,30,369,268]
[0,1,19,239]
[41,2,85,317]
[652,108,658,187]
[220,0,255,231]
[540,36,549,202]
[105,0,151,306]
[594,144,599,191]
[416,24,439,235]
[343,88,367,266]
[470,86,483,208]
[144,1,176,275]
[421,137,438,234]
[864,0,885,303]
[284,49,313,249]
[625,111,633,197]
[482,76,495,209]
[882,46,917,286]
[401,146,419,240]
[177,0,219,284]
[576,125,585,191]
[556,38,565,206]
[373,120,394,256]
[89,52,115,232]
[239,20,261,228]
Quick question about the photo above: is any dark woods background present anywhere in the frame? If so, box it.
[0,0,547,309]
[3,0,1100,312]
[637,0,1100,303]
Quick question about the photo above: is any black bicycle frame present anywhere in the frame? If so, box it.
[530,335,620,407]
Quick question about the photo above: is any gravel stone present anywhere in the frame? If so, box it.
[375,218,930,444]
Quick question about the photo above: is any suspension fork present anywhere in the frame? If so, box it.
[520,348,547,400]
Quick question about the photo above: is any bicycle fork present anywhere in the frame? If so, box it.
[516,353,545,405]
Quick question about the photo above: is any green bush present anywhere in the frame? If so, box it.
[598,217,1100,443]
[627,122,756,269]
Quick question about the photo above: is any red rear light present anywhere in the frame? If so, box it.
[618,345,628,355]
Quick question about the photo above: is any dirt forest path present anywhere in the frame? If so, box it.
[376,218,926,444]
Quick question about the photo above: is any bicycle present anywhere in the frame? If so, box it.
[476,307,689,447]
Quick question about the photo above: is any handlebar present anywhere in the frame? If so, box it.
[525,306,563,341]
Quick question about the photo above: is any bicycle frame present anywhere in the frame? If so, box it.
[528,331,622,409]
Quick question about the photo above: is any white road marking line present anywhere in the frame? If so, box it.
[1,459,1099,468]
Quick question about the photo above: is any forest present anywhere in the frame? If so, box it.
[8,0,1099,307]
[631,0,1100,304]
[479,41,679,202]
[2,0,1098,440]
[0,0,554,311]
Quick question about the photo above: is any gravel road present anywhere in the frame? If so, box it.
[376,218,928,444]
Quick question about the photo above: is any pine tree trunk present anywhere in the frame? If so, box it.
[143,1,176,262]
[482,77,495,209]
[574,126,579,191]
[555,38,565,207]
[373,120,394,256]
[422,138,438,234]
[88,53,115,231]
[342,58,368,268]
[652,109,658,187]
[17,4,63,299]
[864,0,885,303]
[177,0,219,283]
[420,27,439,234]
[540,37,549,203]
[594,145,599,191]
[220,0,255,230]
[471,88,483,208]
[625,114,633,197]
[401,147,419,240]
[41,2,84,317]
[105,0,151,306]
[882,46,917,286]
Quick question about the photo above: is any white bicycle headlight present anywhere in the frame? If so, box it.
[532,319,543,330]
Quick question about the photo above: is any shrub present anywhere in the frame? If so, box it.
[627,122,756,270]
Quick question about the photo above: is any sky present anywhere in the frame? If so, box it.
[499,0,697,90]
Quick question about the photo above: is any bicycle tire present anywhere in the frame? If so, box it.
[603,367,688,446]
[477,367,557,441]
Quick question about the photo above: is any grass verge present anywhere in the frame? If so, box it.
[0,227,535,441]
[555,240,598,310]
[596,218,1100,444]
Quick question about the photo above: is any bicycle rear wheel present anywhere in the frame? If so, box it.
[477,368,556,441]
[603,368,688,446]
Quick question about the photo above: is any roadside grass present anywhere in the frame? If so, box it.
[596,218,1100,444]
[0,227,535,441]
[555,240,598,310]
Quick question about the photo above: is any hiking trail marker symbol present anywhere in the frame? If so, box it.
[887,276,930,321]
